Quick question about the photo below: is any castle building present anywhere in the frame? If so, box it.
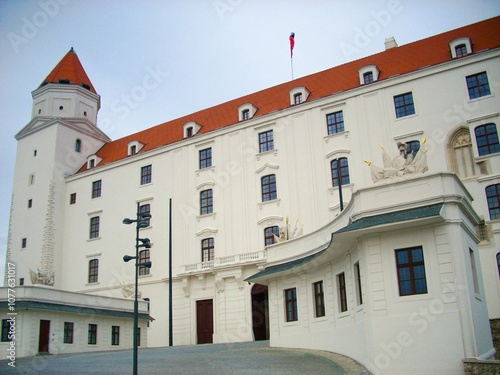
[2,16,499,374]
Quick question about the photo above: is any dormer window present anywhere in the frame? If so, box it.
[358,65,379,85]
[58,79,70,84]
[238,103,257,121]
[127,140,144,156]
[363,72,374,84]
[289,87,310,106]
[449,37,472,58]
[184,121,201,138]
[87,155,102,170]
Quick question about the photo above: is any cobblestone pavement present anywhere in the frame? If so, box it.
[0,341,371,375]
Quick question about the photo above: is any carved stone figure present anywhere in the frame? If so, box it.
[273,217,303,243]
[364,137,428,182]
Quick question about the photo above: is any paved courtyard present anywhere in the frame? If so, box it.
[0,341,370,375]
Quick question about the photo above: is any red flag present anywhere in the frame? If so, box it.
[289,32,295,58]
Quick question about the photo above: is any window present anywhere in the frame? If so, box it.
[70,193,77,205]
[19,278,24,286]
[452,129,479,177]
[475,124,500,156]
[337,273,347,313]
[326,111,344,135]
[89,216,100,239]
[186,127,193,137]
[64,322,74,344]
[202,238,214,262]
[144,298,151,328]
[92,180,102,199]
[89,159,95,169]
[139,204,151,226]
[363,71,374,84]
[1,320,9,342]
[88,259,99,283]
[331,158,350,187]
[354,262,363,306]
[28,199,32,208]
[137,327,141,347]
[242,109,250,120]
[200,189,213,215]
[88,324,97,345]
[130,145,137,155]
[33,149,37,156]
[259,130,274,153]
[284,288,298,322]
[29,174,35,185]
[395,246,427,296]
[406,140,420,158]
[394,92,415,118]
[111,326,120,346]
[497,253,500,278]
[466,72,491,99]
[469,249,480,294]
[138,250,150,276]
[141,165,152,185]
[261,174,277,201]
[21,238,27,249]
[199,148,212,169]
[75,139,81,152]
[264,226,279,246]
[455,44,468,58]
[313,281,325,318]
[294,93,302,104]
[486,184,500,220]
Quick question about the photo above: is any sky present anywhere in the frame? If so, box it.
[0,0,499,283]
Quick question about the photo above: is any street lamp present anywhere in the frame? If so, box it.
[123,202,152,375]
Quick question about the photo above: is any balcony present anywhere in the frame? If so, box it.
[181,250,266,274]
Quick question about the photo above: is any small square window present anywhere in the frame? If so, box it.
[326,111,344,135]
[394,92,415,118]
[19,278,24,286]
[70,193,77,205]
[363,72,374,84]
[21,238,27,249]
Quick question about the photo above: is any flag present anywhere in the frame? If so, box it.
[289,32,295,58]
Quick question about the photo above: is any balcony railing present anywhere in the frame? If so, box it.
[182,250,266,274]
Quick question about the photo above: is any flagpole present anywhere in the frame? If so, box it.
[289,32,295,81]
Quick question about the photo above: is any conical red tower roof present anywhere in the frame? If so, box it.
[39,47,96,93]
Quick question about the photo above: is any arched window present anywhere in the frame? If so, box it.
[75,139,81,152]
[331,157,350,187]
[475,123,500,156]
[452,129,479,178]
[201,238,214,262]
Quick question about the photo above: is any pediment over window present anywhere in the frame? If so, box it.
[289,86,310,105]
[238,103,258,121]
[184,121,201,138]
[449,37,472,58]
[358,65,380,85]
[127,140,144,156]
[86,154,102,169]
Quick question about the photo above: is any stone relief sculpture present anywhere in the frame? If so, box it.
[29,268,54,286]
[121,281,142,299]
[364,138,428,182]
[273,217,303,243]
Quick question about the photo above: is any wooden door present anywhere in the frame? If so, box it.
[38,320,50,353]
[196,299,213,344]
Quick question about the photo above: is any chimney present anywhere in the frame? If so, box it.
[385,36,398,50]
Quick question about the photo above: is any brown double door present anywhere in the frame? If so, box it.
[196,299,213,344]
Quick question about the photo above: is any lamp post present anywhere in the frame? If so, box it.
[123,202,152,375]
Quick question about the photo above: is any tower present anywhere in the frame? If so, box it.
[4,48,110,288]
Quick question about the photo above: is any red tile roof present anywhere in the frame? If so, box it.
[40,47,96,93]
[79,16,500,172]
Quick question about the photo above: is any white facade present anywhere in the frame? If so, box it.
[3,17,500,371]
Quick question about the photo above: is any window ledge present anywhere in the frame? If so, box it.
[467,93,494,103]
[258,198,281,209]
[324,130,349,143]
[87,237,101,242]
[196,166,216,176]
[394,113,418,122]
[139,273,152,279]
[197,212,216,222]
[256,149,278,160]
[85,282,100,287]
